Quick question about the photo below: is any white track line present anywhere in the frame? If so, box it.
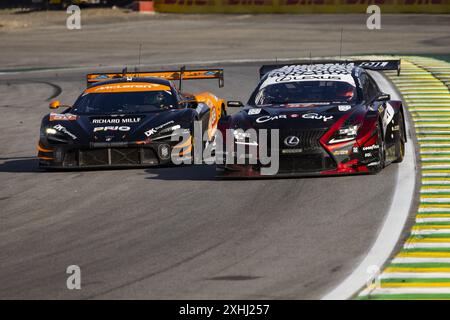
[322,70,417,300]
[422,180,450,185]
[417,218,450,223]
[421,199,450,204]
[404,243,450,248]
[419,208,450,213]
[412,230,450,235]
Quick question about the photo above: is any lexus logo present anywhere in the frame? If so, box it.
[284,136,300,147]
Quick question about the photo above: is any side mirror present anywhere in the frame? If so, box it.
[376,93,390,102]
[49,100,60,109]
[227,101,244,108]
[49,100,72,109]
[181,99,198,108]
[196,96,207,103]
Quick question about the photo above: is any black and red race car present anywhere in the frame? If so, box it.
[217,60,406,177]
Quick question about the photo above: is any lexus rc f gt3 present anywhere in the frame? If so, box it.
[217,60,406,177]
[38,68,226,169]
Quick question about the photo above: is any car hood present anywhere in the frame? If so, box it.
[45,109,191,143]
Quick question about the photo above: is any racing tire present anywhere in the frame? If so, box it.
[220,104,227,117]
[374,121,386,173]
[393,112,406,163]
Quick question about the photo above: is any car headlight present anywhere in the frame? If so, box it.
[328,124,360,144]
[45,128,57,135]
[233,129,258,146]
[40,126,56,140]
[233,129,252,141]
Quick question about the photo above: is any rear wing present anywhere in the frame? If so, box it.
[259,59,401,78]
[86,68,224,88]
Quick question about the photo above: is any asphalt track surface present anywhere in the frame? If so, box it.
[0,63,399,299]
[2,12,444,299]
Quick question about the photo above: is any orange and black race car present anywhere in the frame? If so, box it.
[37,68,226,168]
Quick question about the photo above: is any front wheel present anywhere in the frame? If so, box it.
[374,122,386,173]
[393,112,406,163]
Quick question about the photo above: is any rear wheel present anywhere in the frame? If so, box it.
[393,112,406,163]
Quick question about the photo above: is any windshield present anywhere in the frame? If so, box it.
[71,91,177,115]
[254,81,358,106]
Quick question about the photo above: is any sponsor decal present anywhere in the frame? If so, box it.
[364,152,373,158]
[333,150,349,156]
[360,61,389,68]
[363,144,380,151]
[284,136,300,147]
[49,113,77,121]
[261,63,357,88]
[269,63,355,77]
[290,113,300,118]
[285,103,330,108]
[392,124,400,131]
[53,124,77,140]
[274,75,343,83]
[353,147,359,153]
[88,83,170,92]
[91,117,141,124]
[255,115,287,123]
[93,126,131,132]
[144,120,175,137]
[157,0,449,15]
[338,105,352,112]
[382,103,395,132]
[281,148,303,154]
[248,108,262,115]
[302,113,334,122]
